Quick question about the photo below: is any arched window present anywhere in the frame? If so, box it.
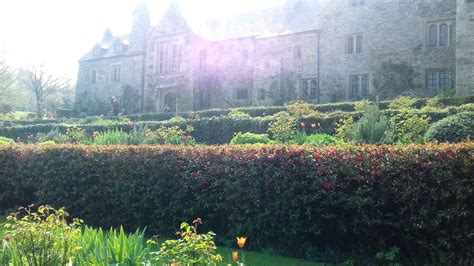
[258,89,266,100]
[439,24,448,47]
[310,80,318,100]
[164,92,176,113]
[429,24,438,47]
[294,46,302,60]
[347,36,354,54]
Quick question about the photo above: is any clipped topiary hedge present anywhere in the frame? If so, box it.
[425,112,474,143]
[0,109,456,145]
[0,143,473,263]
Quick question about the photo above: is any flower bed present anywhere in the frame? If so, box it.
[0,143,472,263]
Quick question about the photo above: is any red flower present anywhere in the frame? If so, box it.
[3,236,11,242]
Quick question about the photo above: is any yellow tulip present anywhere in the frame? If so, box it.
[236,237,247,249]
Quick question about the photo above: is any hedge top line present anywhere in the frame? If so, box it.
[2,96,473,126]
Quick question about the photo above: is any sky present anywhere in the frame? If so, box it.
[0,0,286,83]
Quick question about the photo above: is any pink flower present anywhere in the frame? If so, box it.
[300,122,305,128]
[322,182,334,190]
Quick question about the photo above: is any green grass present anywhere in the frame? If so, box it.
[0,111,35,120]
[217,247,323,266]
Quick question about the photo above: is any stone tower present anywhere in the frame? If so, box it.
[129,3,150,52]
[456,0,474,96]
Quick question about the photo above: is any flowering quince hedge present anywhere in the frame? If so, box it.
[0,143,473,263]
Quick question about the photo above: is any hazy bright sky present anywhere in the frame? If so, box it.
[0,0,286,82]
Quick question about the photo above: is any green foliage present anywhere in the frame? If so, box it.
[2,205,82,265]
[375,247,400,265]
[346,103,390,144]
[66,126,86,144]
[421,97,444,112]
[437,88,456,99]
[0,136,14,144]
[304,134,343,146]
[388,111,431,144]
[168,116,187,123]
[0,143,472,263]
[146,125,195,145]
[92,124,147,145]
[228,109,252,119]
[149,219,222,265]
[373,61,421,100]
[286,101,319,117]
[425,112,474,143]
[387,96,418,110]
[231,132,273,145]
[74,226,150,265]
[38,141,56,146]
[268,112,297,143]
[334,115,354,141]
[354,99,370,112]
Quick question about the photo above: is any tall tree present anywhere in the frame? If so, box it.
[22,64,69,118]
[0,55,16,101]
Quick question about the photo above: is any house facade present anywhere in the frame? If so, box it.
[75,0,474,115]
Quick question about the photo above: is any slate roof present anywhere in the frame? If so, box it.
[80,34,131,61]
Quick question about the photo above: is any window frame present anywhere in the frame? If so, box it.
[350,74,370,99]
[427,20,454,48]
[111,65,121,83]
[236,89,249,100]
[425,68,453,91]
[346,34,363,54]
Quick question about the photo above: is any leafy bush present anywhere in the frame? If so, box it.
[38,141,56,146]
[286,101,319,117]
[388,111,431,144]
[387,96,418,110]
[0,137,14,144]
[2,205,82,265]
[74,226,150,265]
[267,112,297,143]
[146,125,195,145]
[228,110,252,119]
[231,132,273,145]
[346,103,390,144]
[0,143,472,263]
[304,134,343,146]
[425,112,474,143]
[149,219,222,265]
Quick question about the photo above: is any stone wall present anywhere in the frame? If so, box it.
[319,0,457,102]
[456,0,474,96]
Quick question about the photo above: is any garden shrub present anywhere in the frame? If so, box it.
[387,96,418,110]
[267,112,297,143]
[0,143,472,263]
[1,205,83,265]
[0,136,14,144]
[346,103,390,144]
[149,219,222,265]
[230,132,273,145]
[286,101,319,117]
[228,110,252,119]
[388,111,431,144]
[425,112,474,143]
[304,134,343,146]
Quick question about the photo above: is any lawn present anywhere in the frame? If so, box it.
[218,247,323,266]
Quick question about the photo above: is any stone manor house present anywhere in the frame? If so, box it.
[75,0,474,115]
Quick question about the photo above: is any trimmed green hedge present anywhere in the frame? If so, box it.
[425,112,474,143]
[0,143,472,263]
[0,110,456,145]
